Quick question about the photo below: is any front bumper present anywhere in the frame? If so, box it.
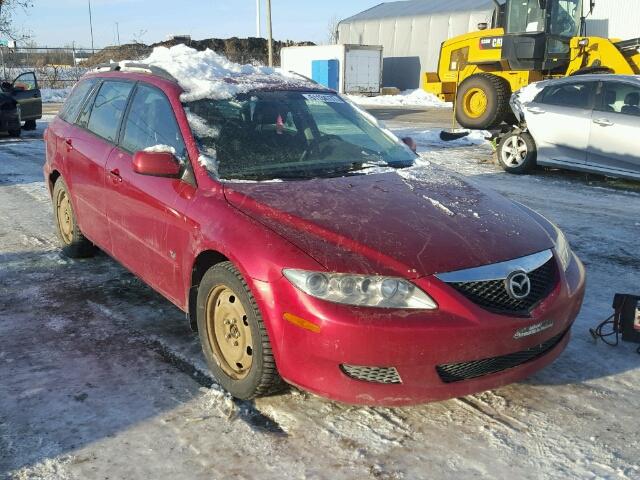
[255,252,586,406]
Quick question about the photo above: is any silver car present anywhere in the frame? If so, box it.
[498,74,640,181]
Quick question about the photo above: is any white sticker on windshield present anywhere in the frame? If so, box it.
[303,93,345,104]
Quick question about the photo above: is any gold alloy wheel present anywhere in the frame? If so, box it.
[205,285,254,380]
[56,188,74,245]
[462,87,488,119]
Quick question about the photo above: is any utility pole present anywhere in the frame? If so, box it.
[256,0,261,38]
[115,22,120,46]
[266,0,273,67]
[88,0,95,53]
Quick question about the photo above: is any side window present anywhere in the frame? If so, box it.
[86,81,134,142]
[539,82,595,109]
[12,72,37,91]
[59,79,98,123]
[120,84,187,158]
[596,82,640,117]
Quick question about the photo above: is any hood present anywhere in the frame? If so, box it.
[223,165,555,279]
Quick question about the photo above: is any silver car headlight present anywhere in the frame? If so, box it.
[554,226,573,272]
[283,269,437,310]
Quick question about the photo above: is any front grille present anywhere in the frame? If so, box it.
[449,258,557,315]
[436,329,568,383]
[340,364,402,384]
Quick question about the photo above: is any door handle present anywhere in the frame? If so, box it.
[593,118,614,127]
[527,107,546,115]
[64,138,73,151]
[109,169,123,183]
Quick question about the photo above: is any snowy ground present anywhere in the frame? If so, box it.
[1,116,640,480]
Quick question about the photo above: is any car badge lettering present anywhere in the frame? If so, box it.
[514,320,554,339]
[506,271,531,300]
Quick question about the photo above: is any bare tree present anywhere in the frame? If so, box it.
[0,0,33,39]
[132,29,148,45]
[327,14,340,45]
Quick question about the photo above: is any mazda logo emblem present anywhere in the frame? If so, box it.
[505,271,531,300]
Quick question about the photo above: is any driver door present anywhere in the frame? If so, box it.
[11,72,42,121]
[524,81,597,166]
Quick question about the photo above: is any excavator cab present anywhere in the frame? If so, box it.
[501,0,584,72]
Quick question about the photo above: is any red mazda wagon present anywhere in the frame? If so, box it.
[44,58,585,406]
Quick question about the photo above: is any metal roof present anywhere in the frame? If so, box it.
[340,0,496,23]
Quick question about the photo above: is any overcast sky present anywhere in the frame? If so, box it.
[9,0,379,48]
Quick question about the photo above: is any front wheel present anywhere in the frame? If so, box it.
[456,73,512,129]
[196,262,284,399]
[23,120,37,131]
[497,131,537,174]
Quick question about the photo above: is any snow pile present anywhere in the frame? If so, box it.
[143,144,176,154]
[41,88,71,103]
[347,89,450,108]
[142,44,318,102]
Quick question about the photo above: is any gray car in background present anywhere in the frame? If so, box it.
[1,71,42,134]
[498,75,640,181]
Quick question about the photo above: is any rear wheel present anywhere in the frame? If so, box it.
[52,178,96,258]
[497,131,537,174]
[456,73,512,129]
[8,128,21,137]
[196,262,284,399]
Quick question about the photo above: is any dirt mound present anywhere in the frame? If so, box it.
[85,37,314,67]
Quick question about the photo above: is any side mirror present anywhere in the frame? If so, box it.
[402,137,417,153]
[590,0,595,14]
[1,81,12,92]
[133,151,181,178]
[477,22,488,31]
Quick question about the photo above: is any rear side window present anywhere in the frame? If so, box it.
[120,84,187,158]
[59,79,98,123]
[86,81,134,142]
[596,82,640,116]
[538,82,595,109]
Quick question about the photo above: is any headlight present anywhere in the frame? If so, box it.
[283,269,437,310]
[554,226,572,271]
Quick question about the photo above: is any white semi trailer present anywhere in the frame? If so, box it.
[280,44,383,95]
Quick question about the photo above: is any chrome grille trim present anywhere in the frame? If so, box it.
[435,249,554,283]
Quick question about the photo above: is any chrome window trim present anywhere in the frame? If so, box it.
[435,249,554,283]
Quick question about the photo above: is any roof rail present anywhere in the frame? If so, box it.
[91,62,177,83]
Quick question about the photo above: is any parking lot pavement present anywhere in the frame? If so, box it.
[1,118,639,480]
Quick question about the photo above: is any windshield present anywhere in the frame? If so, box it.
[185,91,416,181]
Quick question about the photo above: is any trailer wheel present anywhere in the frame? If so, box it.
[456,73,512,129]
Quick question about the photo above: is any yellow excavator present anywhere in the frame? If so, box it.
[424,0,640,129]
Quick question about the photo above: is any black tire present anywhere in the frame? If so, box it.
[52,178,97,258]
[23,119,37,131]
[196,261,284,399]
[456,73,512,129]
[497,130,537,174]
[8,128,21,137]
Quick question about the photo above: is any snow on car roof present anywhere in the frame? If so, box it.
[142,44,324,102]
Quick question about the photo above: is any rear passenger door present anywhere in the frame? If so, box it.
[63,80,134,252]
[525,81,596,165]
[105,83,196,306]
[588,81,640,175]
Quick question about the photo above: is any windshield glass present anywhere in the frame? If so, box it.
[549,0,582,37]
[506,0,546,33]
[185,91,416,181]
